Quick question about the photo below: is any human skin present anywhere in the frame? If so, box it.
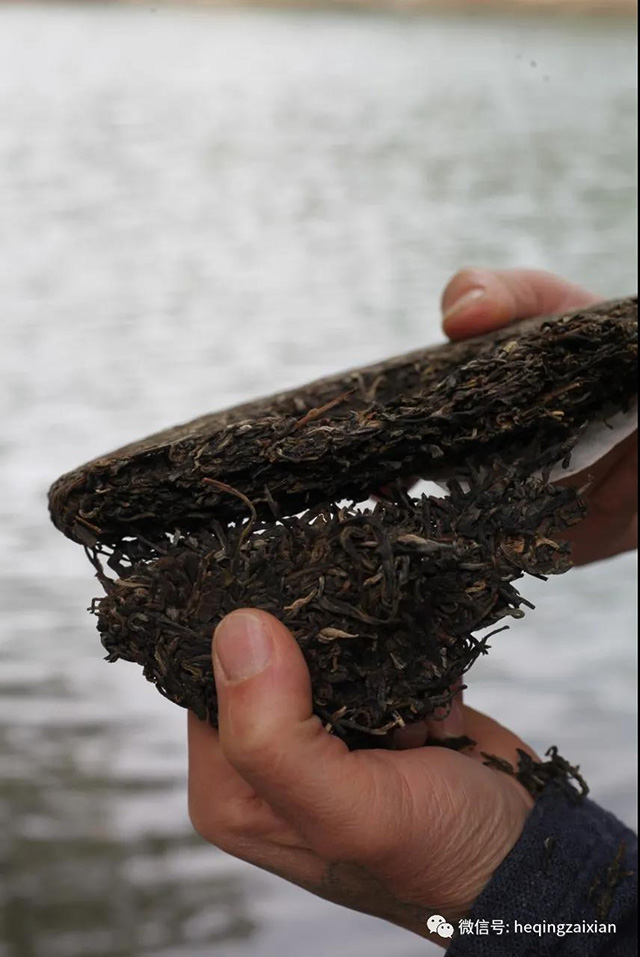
[189,609,536,946]
[441,268,638,568]
[187,269,637,944]
[392,268,637,752]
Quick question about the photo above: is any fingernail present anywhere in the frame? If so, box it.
[432,697,465,739]
[443,287,486,323]
[214,612,273,684]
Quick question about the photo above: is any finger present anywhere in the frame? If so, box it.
[394,705,539,799]
[393,698,465,751]
[560,431,638,564]
[461,706,539,768]
[555,429,638,496]
[426,683,465,741]
[426,706,539,815]
[393,719,429,750]
[392,680,465,749]
[188,711,334,893]
[441,267,600,340]
[188,711,255,807]
[212,609,376,858]
[568,511,638,567]
[188,711,314,855]
[188,711,284,842]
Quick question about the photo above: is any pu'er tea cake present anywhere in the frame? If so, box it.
[49,297,638,748]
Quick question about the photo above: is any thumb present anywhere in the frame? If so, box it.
[441,267,599,340]
[212,609,373,856]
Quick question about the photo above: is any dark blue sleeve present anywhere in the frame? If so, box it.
[447,785,637,955]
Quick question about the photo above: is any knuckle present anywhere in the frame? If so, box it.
[188,794,258,850]
[188,795,216,842]
[224,728,279,778]
[218,798,262,839]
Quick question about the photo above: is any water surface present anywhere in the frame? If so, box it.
[0,3,637,955]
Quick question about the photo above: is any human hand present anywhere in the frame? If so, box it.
[441,267,638,566]
[188,609,535,945]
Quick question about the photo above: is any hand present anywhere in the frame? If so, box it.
[188,609,535,945]
[441,267,638,566]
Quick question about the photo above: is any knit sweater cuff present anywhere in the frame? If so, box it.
[446,784,637,956]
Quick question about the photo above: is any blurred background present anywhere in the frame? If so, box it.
[0,2,637,956]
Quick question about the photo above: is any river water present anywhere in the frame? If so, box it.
[0,3,637,956]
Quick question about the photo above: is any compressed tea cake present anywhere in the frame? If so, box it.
[49,297,637,747]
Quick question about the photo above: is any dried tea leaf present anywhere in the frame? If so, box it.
[48,297,638,749]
